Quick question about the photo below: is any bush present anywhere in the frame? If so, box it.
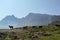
[23,26,28,29]
[32,26,37,28]
[39,26,43,28]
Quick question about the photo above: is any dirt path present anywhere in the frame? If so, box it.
[0,29,23,32]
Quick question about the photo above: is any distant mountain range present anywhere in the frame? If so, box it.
[0,13,60,29]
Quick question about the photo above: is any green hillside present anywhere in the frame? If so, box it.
[0,24,60,40]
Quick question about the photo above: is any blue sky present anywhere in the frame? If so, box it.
[0,0,60,20]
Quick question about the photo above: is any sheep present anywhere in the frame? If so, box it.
[9,25,13,29]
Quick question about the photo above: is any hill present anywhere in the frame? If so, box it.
[0,24,60,40]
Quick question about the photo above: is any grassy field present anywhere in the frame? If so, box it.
[0,25,60,40]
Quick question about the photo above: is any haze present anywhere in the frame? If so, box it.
[0,0,60,20]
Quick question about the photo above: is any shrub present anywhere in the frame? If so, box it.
[39,26,43,28]
[32,26,37,28]
[23,26,28,29]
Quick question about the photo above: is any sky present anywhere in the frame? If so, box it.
[0,0,60,20]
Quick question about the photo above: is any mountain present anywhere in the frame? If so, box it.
[0,13,60,29]
[19,13,52,26]
[0,15,20,29]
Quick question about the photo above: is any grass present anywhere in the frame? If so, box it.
[0,25,60,40]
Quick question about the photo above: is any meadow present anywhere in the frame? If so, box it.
[0,24,60,40]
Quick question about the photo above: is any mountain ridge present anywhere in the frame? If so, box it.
[0,13,60,29]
